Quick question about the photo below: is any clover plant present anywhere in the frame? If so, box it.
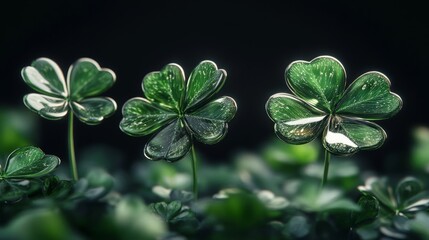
[21,58,117,180]
[266,56,402,187]
[120,60,237,198]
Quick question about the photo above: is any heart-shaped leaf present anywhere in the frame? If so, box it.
[21,58,67,97]
[144,120,191,162]
[396,177,423,205]
[67,58,116,101]
[2,146,60,179]
[184,60,226,111]
[285,56,346,112]
[70,97,117,125]
[185,96,237,144]
[323,116,386,155]
[266,93,327,144]
[23,93,68,120]
[120,97,177,136]
[352,195,380,226]
[335,72,402,120]
[151,201,182,221]
[142,63,185,112]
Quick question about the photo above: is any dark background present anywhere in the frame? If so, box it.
[1,1,427,169]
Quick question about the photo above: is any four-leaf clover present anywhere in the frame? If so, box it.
[22,57,117,124]
[266,56,402,155]
[120,60,237,161]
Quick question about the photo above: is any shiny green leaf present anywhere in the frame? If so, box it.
[142,64,185,112]
[266,93,327,144]
[120,97,177,136]
[185,96,237,144]
[68,58,116,101]
[184,60,226,111]
[23,93,68,120]
[336,72,402,120]
[21,58,67,97]
[358,178,396,210]
[70,97,117,125]
[401,191,429,214]
[286,56,346,112]
[144,120,191,162]
[3,146,60,179]
[323,116,386,155]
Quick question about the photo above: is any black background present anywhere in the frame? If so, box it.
[1,1,427,169]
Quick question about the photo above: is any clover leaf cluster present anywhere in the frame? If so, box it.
[22,58,117,124]
[120,61,237,162]
[266,56,402,155]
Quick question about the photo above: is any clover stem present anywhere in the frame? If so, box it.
[191,144,198,199]
[321,149,331,188]
[68,112,78,181]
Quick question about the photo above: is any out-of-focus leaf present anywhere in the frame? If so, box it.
[409,212,429,239]
[206,192,268,230]
[0,208,74,240]
[0,108,38,155]
[410,127,429,173]
[263,138,319,168]
[113,195,166,240]
[352,195,380,226]
[150,201,199,234]
[283,215,310,238]
[256,190,289,210]
[42,176,73,199]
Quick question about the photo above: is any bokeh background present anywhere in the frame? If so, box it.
[1,1,427,172]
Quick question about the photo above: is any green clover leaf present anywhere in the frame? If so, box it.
[120,60,237,162]
[22,58,117,124]
[266,56,402,156]
[0,146,60,180]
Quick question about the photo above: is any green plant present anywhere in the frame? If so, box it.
[120,60,237,198]
[266,55,402,187]
[0,146,60,202]
[22,58,117,180]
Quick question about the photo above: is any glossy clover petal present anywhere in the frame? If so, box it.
[120,60,236,162]
[335,71,403,120]
[285,56,346,112]
[67,58,116,101]
[185,96,237,144]
[323,116,386,155]
[22,57,117,124]
[142,64,185,112]
[267,55,402,156]
[1,146,60,179]
[266,93,327,144]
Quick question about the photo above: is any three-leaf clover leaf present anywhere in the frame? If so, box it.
[266,56,402,155]
[0,146,60,180]
[22,57,117,124]
[120,60,237,161]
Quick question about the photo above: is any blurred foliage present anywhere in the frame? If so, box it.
[1,125,429,239]
[0,107,38,155]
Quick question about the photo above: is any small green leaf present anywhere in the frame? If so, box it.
[3,146,60,179]
[358,178,396,211]
[144,120,191,162]
[68,58,116,101]
[323,116,386,155]
[142,64,185,112]
[336,72,402,120]
[285,56,346,112]
[70,97,117,125]
[185,96,237,144]
[266,93,327,144]
[84,168,114,199]
[396,177,423,205]
[120,97,177,136]
[21,57,67,97]
[184,60,226,111]
[23,93,68,120]
[42,176,73,199]
[401,191,429,214]
[151,201,182,221]
[353,195,380,226]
